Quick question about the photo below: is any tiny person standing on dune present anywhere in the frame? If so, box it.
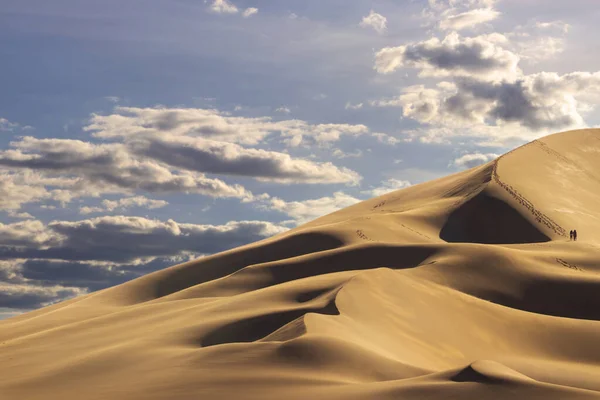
[574,230,578,241]
[570,230,574,240]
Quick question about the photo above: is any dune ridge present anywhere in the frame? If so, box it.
[2,129,600,399]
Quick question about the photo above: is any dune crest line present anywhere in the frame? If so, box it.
[492,141,567,238]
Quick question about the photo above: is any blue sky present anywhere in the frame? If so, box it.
[1,0,600,318]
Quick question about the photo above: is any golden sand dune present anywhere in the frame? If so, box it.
[3,129,600,399]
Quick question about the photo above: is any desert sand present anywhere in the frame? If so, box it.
[2,128,600,399]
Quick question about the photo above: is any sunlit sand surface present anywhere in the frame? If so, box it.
[3,129,600,399]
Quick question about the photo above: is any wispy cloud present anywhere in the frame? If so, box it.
[362,178,412,197]
[360,10,388,34]
[452,152,499,169]
[80,196,168,214]
[242,7,258,18]
[345,102,364,110]
[264,192,361,225]
[208,0,238,14]
[439,8,500,31]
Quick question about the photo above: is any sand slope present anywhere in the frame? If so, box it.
[2,129,600,399]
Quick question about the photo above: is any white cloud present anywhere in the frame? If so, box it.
[514,36,565,63]
[422,0,498,29]
[0,117,31,132]
[0,136,252,200]
[428,0,497,10]
[87,106,370,147]
[209,0,238,14]
[345,102,364,110]
[332,149,363,159]
[359,10,388,34]
[535,20,570,34]
[80,196,168,214]
[265,192,361,224]
[0,171,82,211]
[0,171,52,211]
[103,196,168,211]
[362,178,412,197]
[439,8,500,31]
[79,206,105,215]
[387,72,600,133]
[7,211,34,219]
[0,118,19,132]
[452,152,499,169]
[242,7,258,18]
[282,123,369,147]
[375,32,520,81]
[371,5,600,147]
[508,21,570,63]
[0,219,62,248]
[0,105,376,215]
[372,84,450,123]
[372,133,401,145]
[275,106,291,114]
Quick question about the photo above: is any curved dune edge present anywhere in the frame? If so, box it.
[2,129,600,399]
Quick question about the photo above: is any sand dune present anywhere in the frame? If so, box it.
[2,128,600,399]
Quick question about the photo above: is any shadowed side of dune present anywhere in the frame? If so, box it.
[200,298,339,347]
[195,242,440,348]
[146,231,346,301]
[145,242,439,303]
[20,231,347,309]
[506,275,600,321]
[273,336,432,380]
[440,191,550,244]
[451,360,534,384]
[252,243,438,285]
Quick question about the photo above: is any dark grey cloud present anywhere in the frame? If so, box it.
[377,72,600,142]
[18,258,176,293]
[0,108,363,209]
[130,137,360,184]
[0,216,286,263]
[0,257,173,310]
[375,33,519,80]
[0,216,287,310]
[0,137,250,199]
[446,73,600,130]
[0,282,86,310]
[20,260,131,290]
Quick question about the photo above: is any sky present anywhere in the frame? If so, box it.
[1,0,600,319]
